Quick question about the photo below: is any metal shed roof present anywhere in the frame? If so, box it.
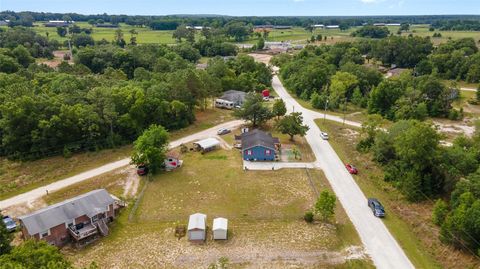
[18,189,114,235]
[194,138,220,149]
[213,217,228,231]
[188,213,207,230]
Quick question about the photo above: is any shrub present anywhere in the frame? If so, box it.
[432,199,449,226]
[304,211,314,223]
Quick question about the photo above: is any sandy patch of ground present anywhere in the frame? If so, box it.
[121,167,140,198]
[39,50,73,68]
[70,220,367,269]
[248,53,273,65]
[434,118,476,137]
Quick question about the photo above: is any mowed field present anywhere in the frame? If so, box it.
[19,22,480,46]
[56,145,373,268]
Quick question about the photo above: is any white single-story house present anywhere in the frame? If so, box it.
[213,217,228,240]
[193,138,220,152]
[188,213,207,241]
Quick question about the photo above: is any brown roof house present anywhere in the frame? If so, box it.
[18,189,124,248]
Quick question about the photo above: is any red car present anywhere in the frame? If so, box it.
[345,164,358,174]
[136,165,149,176]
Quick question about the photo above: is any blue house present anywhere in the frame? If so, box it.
[236,130,280,161]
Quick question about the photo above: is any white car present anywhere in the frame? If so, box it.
[320,132,329,140]
[217,128,231,135]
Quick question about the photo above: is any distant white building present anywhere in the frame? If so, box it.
[213,218,228,240]
[373,23,386,26]
[325,25,340,29]
[311,24,325,28]
[386,23,402,26]
[188,213,207,241]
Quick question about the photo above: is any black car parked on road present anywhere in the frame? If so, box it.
[368,198,385,218]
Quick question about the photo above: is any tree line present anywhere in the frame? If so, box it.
[2,11,480,30]
[276,36,475,122]
[357,116,480,255]
[0,30,271,160]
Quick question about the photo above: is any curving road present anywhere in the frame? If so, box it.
[272,75,414,269]
[0,120,244,210]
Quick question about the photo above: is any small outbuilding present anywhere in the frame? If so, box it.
[212,218,228,240]
[193,138,220,152]
[164,151,183,171]
[188,213,207,241]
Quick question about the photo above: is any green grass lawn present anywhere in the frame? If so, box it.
[316,119,480,269]
[32,22,178,44]
[0,108,233,201]
[60,146,372,268]
[25,22,480,47]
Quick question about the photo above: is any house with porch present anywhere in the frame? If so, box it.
[18,189,124,248]
[236,129,280,161]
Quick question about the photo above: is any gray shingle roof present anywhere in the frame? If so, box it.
[240,129,279,150]
[220,90,246,103]
[18,189,114,235]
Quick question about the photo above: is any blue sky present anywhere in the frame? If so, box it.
[1,0,479,16]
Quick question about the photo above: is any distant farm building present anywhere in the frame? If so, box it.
[44,20,73,27]
[18,189,123,248]
[311,24,325,28]
[213,217,228,240]
[193,138,220,152]
[215,90,247,109]
[0,20,9,26]
[236,129,280,161]
[188,213,207,241]
[326,25,340,29]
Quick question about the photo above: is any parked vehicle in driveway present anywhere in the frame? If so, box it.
[320,132,329,140]
[136,164,149,176]
[2,215,17,232]
[368,198,386,218]
[345,164,358,174]
[217,128,231,135]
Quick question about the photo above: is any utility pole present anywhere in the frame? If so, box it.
[66,26,73,59]
[343,97,347,126]
[323,99,329,124]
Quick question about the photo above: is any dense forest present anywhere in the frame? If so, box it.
[0,27,271,160]
[2,10,480,30]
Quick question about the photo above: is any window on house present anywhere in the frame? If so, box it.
[265,150,271,155]
[246,150,252,155]
[91,215,98,222]
[40,229,50,238]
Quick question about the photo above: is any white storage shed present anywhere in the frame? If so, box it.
[193,138,220,152]
[188,213,207,241]
[213,217,228,240]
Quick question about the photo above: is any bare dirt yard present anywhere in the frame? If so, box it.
[65,148,372,268]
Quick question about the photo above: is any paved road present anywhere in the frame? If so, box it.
[0,120,244,210]
[272,75,414,269]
